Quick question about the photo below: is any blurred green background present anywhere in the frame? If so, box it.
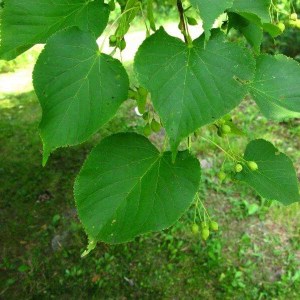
[1,1,300,299]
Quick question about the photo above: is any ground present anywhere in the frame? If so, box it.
[0,27,300,299]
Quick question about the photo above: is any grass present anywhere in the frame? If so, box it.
[1,53,300,299]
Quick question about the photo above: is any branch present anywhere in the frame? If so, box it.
[177,0,188,43]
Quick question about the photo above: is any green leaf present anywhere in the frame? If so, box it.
[74,133,201,244]
[190,0,270,39]
[33,27,129,165]
[190,0,234,40]
[18,265,30,273]
[250,54,300,120]
[231,0,271,23]
[236,139,299,205]
[236,12,263,26]
[262,23,283,37]
[147,0,156,32]
[116,0,140,38]
[0,0,110,60]
[134,28,255,151]
[227,1,272,50]
[228,12,263,54]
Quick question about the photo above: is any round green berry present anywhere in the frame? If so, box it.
[201,228,210,241]
[210,221,219,231]
[109,35,117,47]
[143,124,152,137]
[187,17,198,26]
[247,161,258,171]
[142,112,149,121]
[110,35,117,42]
[277,22,285,32]
[192,224,199,234]
[291,13,298,21]
[119,39,126,50]
[221,124,231,134]
[235,163,243,173]
[138,87,148,98]
[178,22,184,32]
[218,171,226,181]
[137,99,146,114]
[151,120,161,133]
[217,128,225,137]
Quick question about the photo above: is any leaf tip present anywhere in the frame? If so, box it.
[42,147,51,167]
[81,239,97,258]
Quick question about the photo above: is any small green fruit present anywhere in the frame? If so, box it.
[217,128,225,137]
[109,35,117,43]
[143,124,152,137]
[192,224,199,234]
[277,22,285,32]
[142,112,149,121]
[210,221,219,231]
[137,99,146,114]
[291,13,298,21]
[201,228,210,240]
[235,163,243,173]
[151,120,161,133]
[138,87,148,98]
[218,171,226,181]
[247,161,258,171]
[187,17,198,26]
[221,124,231,134]
[109,35,117,47]
[178,22,184,32]
[119,39,126,50]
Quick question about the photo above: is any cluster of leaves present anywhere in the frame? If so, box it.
[0,0,299,252]
[262,0,300,60]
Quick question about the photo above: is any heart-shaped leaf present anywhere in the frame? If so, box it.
[134,28,255,151]
[236,139,299,205]
[74,133,201,244]
[33,27,129,165]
